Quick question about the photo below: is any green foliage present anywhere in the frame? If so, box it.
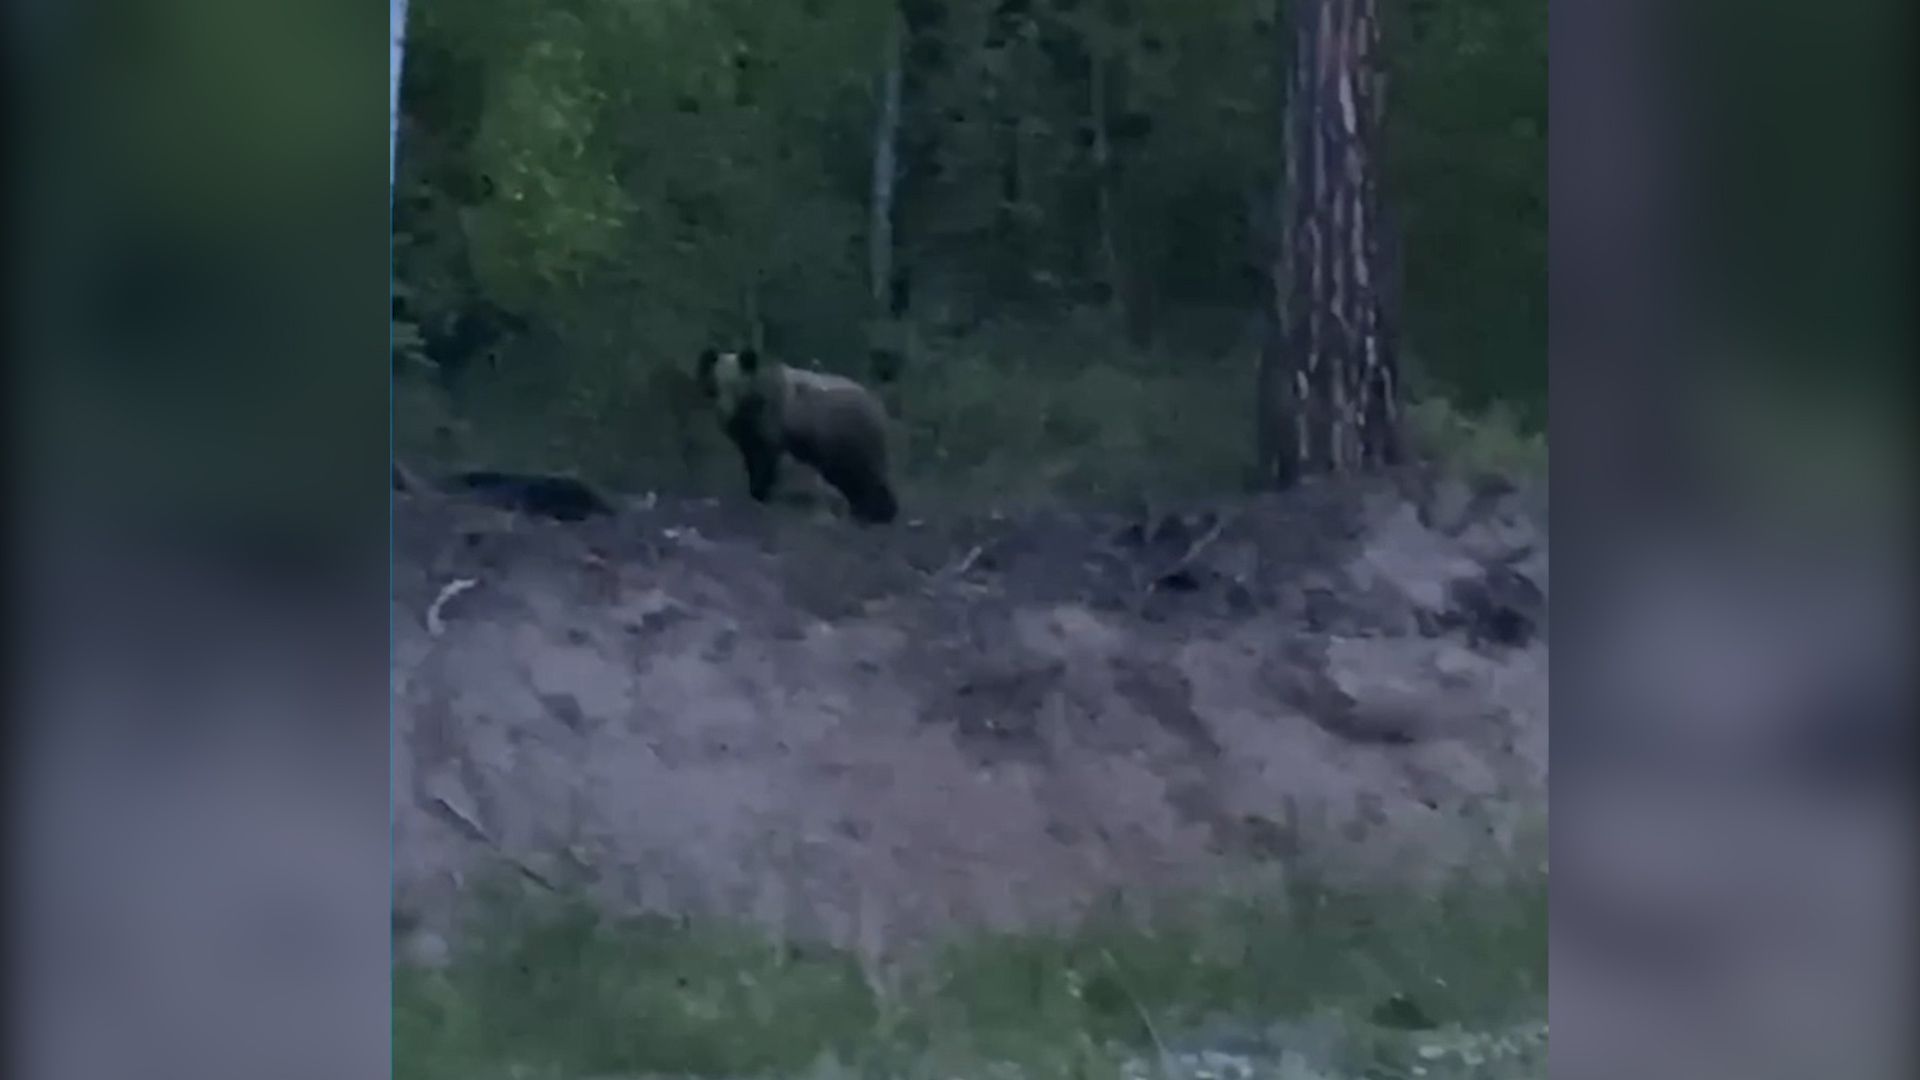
[1405,396,1548,482]
[395,0,1546,498]
[894,318,1253,508]
[27,0,388,533]
[396,900,879,1079]
[395,876,1546,1080]
[1386,0,1547,426]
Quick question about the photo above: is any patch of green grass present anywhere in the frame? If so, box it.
[394,902,879,1080]
[892,329,1254,511]
[1404,397,1548,484]
[394,875,1545,1080]
[398,313,1548,513]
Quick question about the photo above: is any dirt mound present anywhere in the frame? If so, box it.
[391,470,1548,956]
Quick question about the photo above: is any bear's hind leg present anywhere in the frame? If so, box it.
[823,463,897,524]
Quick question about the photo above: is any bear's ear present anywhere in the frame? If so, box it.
[737,348,760,373]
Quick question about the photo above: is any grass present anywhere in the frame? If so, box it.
[398,315,1545,513]
[1402,398,1547,486]
[394,874,1546,1080]
[889,326,1254,510]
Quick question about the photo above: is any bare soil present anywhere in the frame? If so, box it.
[389,469,1549,957]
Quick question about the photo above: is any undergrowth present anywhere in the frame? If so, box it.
[394,874,1546,1080]
[396,318,1545,513]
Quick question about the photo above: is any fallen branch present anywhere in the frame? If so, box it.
[392,457,432,495]
[921,543,986,597]
[426,577,478,636]
[950,543,986,578]
[1145,515,1229,592]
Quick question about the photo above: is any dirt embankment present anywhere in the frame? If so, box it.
[390,469,1549,958]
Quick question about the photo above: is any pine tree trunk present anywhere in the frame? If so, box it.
[1258,0,1402,489]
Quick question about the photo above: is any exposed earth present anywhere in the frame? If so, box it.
[388,468,1550,960]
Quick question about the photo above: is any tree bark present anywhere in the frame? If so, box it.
[868,10,908,383]
[390,0,408,191]
[1089,41,1125,325]
[869,11,905,313]
[1258,0,1402,489]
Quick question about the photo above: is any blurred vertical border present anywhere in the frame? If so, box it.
[1551,0,1914,1077]
[9,3,393,1079]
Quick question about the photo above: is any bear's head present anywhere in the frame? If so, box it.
[696,347,775,418]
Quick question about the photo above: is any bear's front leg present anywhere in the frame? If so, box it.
[742,448,780,503]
